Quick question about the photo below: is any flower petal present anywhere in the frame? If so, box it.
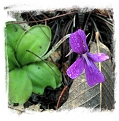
[66,57,85,79]
[87,52,109,62]
[69,29,88,54]
[85,59,104,87]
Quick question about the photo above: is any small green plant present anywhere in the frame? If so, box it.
[5,22,62,105]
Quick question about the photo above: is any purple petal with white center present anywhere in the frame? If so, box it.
[69,29,88,54]
[85,59,104,87]
[78,29,88,52]
[66,57,85,79]
[87,52,109,62]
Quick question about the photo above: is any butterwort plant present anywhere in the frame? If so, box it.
[66,29,109,87]
[6,23,62,105]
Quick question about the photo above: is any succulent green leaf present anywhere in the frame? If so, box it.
[23,61,62,95]
[5,22,24,50]
[8,68,32,105]
[16,24,51,66]
[37,61,62,87]
[6,44,20,71]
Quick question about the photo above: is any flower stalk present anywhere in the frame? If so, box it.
[42,34,71,59]
[95,31,102,111]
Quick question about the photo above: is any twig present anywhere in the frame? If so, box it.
[104,10,113,22]
[73,15,76,28]
[91,17,103,111]
[56,86,68,110]
[92,14,113,26]
[28,12,50,41]
[83,11,92,31]
[11,11,77,25]
[95,32,102,111]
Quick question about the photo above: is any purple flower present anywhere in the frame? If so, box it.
[66,29,109,87]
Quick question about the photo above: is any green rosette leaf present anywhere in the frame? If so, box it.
[16,24,51,66]
[6,44,20,71]
[5,22,24,50]
[23,61,62,95]
[8,68,32,105]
